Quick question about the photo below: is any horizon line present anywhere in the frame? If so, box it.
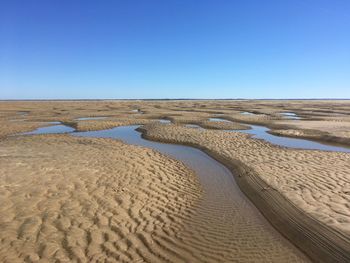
[1,98,350,101]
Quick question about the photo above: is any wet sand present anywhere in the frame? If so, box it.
[73,125,308,262]
[0,135,202,262]
[1,100,350,262]
[141,123,350,262]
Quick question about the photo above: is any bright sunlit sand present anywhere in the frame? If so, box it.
[1,1,350,262]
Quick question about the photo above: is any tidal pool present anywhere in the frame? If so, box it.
[21,124,75,135]
[208,118,231,122]
[280,112,301,120]
[185,124,203,129]
[75,117,108,121]
[236,124,350,153]
[158,119,171,124]
[240,111,254,115]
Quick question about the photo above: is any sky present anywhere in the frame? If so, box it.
[1,0,349,99]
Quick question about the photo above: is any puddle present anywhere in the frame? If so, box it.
[75,117,108,121]
[208,118,231,122]
[236,125,350,153]
[240,111,254,115]
[131,109,144,114]
[280,112,301,120]
[158,119,171,124]
[21,124,75,135]
[185,124,203,129]
[17,111,29,116]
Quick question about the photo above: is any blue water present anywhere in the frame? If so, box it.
[21,124,75,135]
[236,125,350,153]
[19,121,350,153]
[280,112,301,120]
[185,124,203,129]
[209,118,231,122]
[76,117,108,121]
[158,119,171,124]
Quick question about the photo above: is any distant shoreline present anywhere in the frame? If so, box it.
[1,98,350,101]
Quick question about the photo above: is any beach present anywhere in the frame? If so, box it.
[0,100,349,262]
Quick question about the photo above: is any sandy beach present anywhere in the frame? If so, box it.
[0,134,203,262]
[0,100,350,262]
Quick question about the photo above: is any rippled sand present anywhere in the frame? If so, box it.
[0,135,203,262]
[1,100,350,262]
[143,124,350,235]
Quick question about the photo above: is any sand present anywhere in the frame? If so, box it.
[1,99,350,262]
[0,134,308,262]
[141,123,350,261]
[142,123,350,233]
[0,135,202,262]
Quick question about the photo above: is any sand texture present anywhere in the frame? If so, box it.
[0,134,310,262]
[142,124,350,233]
[0,135,203,262]
[1,99,350,262]
[141,123,350,261]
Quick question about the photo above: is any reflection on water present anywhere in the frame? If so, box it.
[236,125,350,153]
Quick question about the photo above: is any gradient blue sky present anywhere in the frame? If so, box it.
[1,0,349,99]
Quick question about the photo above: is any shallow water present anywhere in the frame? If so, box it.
[21,119,350,153]
[280,112,301,120]
[17,111,29,116]
[21,124,75,135]
[10,119,25,122]
[240,111,254,115]
[205,117,350,152]
[236,124,350,153]
[208,117,231,122]
[158,119,171,124]
[75,117,108,121]
[185,124,203,129]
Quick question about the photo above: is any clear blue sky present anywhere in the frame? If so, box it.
[1,0,349,99]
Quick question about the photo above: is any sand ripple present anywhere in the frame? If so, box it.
[0,135,201,262]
